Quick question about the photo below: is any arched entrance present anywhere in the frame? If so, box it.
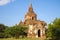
[38,29,40,37]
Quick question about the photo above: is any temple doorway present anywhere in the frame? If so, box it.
[38,29,40,37]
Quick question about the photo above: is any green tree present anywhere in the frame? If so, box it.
[4,25,28,38]
[47,18,60,40]
[0,24,7,38]
[4,27,12,38]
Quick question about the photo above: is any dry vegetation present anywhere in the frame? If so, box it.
[0,38,46,40]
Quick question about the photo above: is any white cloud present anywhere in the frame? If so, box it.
[0,0,15,6]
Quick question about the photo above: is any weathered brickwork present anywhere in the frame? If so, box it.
[19,4,47,38]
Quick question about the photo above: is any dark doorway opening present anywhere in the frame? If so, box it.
[38,29,40,37]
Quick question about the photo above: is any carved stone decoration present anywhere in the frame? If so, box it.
[19,3,47,38]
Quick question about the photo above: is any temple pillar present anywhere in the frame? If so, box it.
[40,30,43,38]
[42,29,46,38]
[40,29,46,38]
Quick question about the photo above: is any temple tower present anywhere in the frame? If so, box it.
[25,4,37,21]
[18,3,47,38]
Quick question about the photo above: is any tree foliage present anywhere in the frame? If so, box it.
[0,24,7,38]
[47,18,60,40]
[4,25,28,38]
[0,23,28,38]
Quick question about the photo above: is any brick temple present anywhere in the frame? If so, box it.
[19,3,47,38]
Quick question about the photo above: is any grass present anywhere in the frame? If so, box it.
[0,38,46,40]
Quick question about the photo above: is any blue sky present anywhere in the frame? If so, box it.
[0,0,60,26]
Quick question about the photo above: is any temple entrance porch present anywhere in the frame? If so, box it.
[38,29,40,37]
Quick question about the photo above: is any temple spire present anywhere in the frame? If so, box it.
[28,3,33,12]
[30,3,32,8]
